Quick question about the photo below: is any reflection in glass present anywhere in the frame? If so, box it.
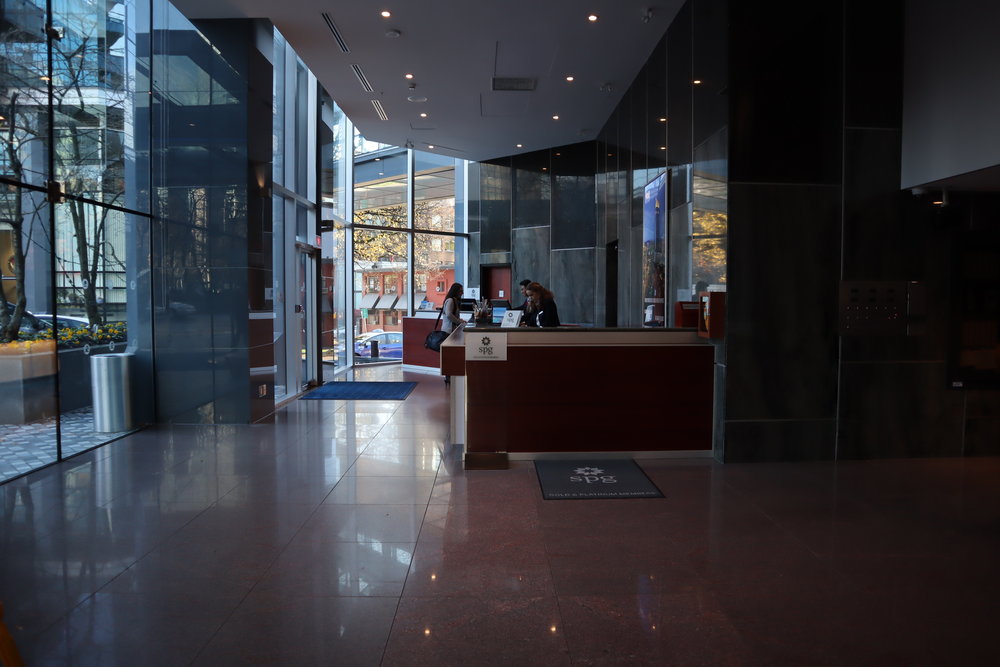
[354,158,408,231]
[692,128,728,292]
[642,173,666,327]
[0,186,58,482]
[320,224,347,375]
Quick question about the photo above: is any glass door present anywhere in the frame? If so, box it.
[297,248,318,389]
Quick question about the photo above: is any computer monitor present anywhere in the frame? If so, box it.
[491,307,507,325]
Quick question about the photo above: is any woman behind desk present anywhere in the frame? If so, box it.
[525,282,560,327]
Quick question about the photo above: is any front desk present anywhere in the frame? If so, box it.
[402,313,475,370]
[440,327,716,468]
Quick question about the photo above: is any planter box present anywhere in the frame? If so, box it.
[0,340,58,423]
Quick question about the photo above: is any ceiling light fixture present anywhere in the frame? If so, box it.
[404,73,413,79]
[659,146,666,150]
[380,10,391,18]
[693,79,702,85]
[516,144,523,148]
[427,145,434,149]
[407,95,427,103]
[588,13,599,22]
[659,117,666,122]
[385,29,401,39]
[552,115,559,120]
[419,112,427,118]
[566,76,574,82]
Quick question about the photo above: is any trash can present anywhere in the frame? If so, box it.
[91,353,134,432]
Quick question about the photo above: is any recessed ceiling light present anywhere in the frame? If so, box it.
[516,144,523,148]
[419,112,427,118]
[427,145,434,149]
[693,79,702,85]
[542,167,548,171]
[552,115,559,120]
[659,117,666,122]
[659,146,666,150]
[380,10,391,18]
[588,13,599,22]
[407,95,427,103]
[555,152,561,156]
[374,157,381,161]
[566,76,574,82]
[404,73,414,79]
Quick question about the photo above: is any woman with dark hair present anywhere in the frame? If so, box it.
[441,282,465,334]
[439,282,465,385]
[525,282,560,327]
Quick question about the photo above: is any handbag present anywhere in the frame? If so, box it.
[424,305,448,352]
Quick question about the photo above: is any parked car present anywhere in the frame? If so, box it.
[354,331,403,359]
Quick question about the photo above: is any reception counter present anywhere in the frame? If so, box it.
[440,327,716,467]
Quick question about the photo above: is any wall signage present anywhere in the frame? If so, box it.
[465,332,507,361]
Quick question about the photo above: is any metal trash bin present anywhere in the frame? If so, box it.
[91,353,134,432]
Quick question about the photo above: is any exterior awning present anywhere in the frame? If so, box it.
[359,292,380,309]
[375,294,398,310]
[394,294,408,312]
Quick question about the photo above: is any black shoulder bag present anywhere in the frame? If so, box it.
[424,303,449,352]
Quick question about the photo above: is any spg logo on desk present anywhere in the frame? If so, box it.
[465,332,507,361]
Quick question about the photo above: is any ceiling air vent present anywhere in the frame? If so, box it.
[321,13,350,53]
[371,100,388,121]
[492,77,537,91]
[351,64,375,93]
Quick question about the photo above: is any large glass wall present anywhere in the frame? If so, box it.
[351,140,466,363]
[1,0,154,482]
[413,151,458,314]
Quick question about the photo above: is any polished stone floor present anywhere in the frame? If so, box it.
[0,407,133,482]
[1,363,999,665]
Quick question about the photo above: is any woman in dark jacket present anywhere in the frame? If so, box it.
[525,282,560,327]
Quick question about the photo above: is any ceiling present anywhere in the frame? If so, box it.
[168,0,682,162]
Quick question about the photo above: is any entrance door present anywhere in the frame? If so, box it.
[297,248,318,389]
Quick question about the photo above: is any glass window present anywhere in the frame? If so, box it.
[272,31,286,184]
[354,138,407,230]
[353,228,407,362]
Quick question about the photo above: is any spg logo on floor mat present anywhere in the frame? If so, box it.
[569,466,618,484]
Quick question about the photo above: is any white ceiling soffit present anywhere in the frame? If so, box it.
[168,0,683,162]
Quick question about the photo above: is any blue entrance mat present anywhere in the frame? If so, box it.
[534,459,663,500]
[302,381,417,401]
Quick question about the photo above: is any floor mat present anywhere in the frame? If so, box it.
[301,381,417,400]
[534,459,663,499]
